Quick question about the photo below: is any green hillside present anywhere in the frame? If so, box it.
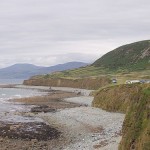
[51,40,150,77]
[93,40,150,71]
[25,40,150,86]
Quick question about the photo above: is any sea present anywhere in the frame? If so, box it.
[0,79,24,85]
[0,79,47,122]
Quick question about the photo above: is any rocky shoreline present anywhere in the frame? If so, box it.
[0,85,125,150]
[0,121,60,141]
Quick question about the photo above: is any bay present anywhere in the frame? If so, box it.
[0,87,47,122]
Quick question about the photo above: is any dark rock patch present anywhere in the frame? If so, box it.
[0,121,61,141]
[31,105,56,113]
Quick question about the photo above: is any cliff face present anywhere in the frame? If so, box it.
[119,88,150,150]
[92,84,145,113]
[92,84,150,150]
[23,77,111,90]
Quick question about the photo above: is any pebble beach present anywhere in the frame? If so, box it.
[0,85,125,150]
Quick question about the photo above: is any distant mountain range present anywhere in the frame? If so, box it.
[0,62,88,79]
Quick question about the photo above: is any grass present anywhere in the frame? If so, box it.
[93,40,150,71]
[46,66,110,78]
[143,87,150,95]
[119,87,150,150]
[32,66,150,83]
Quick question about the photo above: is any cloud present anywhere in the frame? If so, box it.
[0,52,100,68]
[0,0,150,68]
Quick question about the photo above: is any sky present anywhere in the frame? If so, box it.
[0,0,150,68]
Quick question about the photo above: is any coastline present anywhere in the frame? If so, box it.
[0,85,125,150]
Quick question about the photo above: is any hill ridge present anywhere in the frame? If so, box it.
[93,40,150,70]
[0,62,88,79]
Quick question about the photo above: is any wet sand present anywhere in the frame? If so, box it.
[0,85,125,150]
[12,90,81,109]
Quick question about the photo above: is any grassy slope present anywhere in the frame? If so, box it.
[93,40,150,71]
[31,66,110,79]
[92,84,142,112]
[119,87,150,150]
[92,84,150,150]
[30,66,150,86]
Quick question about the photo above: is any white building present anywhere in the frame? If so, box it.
[125,80,140,84]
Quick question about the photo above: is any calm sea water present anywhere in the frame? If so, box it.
[0,87,47,122]
[0,79,24,85]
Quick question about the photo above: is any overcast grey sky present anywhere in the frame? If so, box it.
[0,0,150,68]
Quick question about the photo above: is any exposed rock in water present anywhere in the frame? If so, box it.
[31,105,56,113]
